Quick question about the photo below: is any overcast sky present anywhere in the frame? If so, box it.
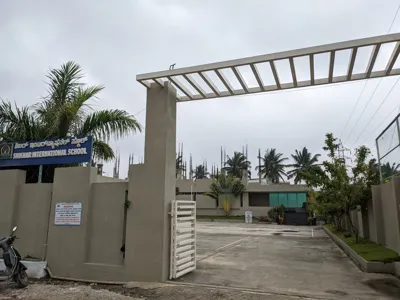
[1,0,400,178]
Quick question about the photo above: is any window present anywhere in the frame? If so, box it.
[297,193,307,208]
[268,192,307,208]
[270,193,279,207]
[249,193,269,207]
[279,193,288,207]
[288,193,297,208]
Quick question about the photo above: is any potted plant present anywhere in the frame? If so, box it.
[268,207,279,224]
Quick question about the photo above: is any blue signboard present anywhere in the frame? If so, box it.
[0,136,93,167]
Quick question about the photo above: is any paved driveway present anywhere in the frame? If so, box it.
[177,222,400,300]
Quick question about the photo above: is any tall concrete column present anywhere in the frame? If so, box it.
[371,185,385,244]
[0,170,26,237]
[126,82,176,282]
[394,176,400,253]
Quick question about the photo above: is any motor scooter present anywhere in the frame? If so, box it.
[0,226,28,287]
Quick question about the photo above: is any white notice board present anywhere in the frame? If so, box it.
[245,211,252,224]
[55,202,82,226]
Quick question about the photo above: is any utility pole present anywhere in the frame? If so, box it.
[220,146,223,173]
[338,140,352,171]
[189,154,193,179]
[113,151,120,178]
[258,148,261,183]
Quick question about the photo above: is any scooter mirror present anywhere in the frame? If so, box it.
[12,226,17,233]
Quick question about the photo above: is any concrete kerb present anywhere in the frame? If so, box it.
[323,226,396,274]
[395,262,400,278]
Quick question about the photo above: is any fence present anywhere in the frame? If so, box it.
[376,113,400,182]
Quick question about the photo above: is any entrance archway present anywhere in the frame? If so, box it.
[130,33,400,282]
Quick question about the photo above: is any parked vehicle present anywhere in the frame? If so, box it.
[0,226,28,287]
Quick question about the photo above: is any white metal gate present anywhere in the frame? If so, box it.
[170,200,196,279]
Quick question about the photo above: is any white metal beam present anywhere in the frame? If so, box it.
[183,74,207,98]
[136,33,400,102]
[250,63,265,91]
[269,61,281,89]
[385,41,400,75]
[366,44,381,78]
[168,76,194,100]
[328,51,335,83]
[198,72,220,97]
[289,57,297,87]
[232,67,249,93]
[215,69,234,95]
[153,78,164,87]
[347,47,358,80]
[310,54,315,85]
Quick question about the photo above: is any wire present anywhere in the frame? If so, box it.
[340,81,368,139]
[360,104,400,144]
[353,76,400,144]
[344,78,383,144]
[387,105,400,149]
[388,4,400,33]
[341,4,400,143]
[134,107,146,116]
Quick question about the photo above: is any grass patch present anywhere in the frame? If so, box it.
[325,224,400,263]
[196,215,244,220]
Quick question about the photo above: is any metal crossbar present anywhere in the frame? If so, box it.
[137,33,400,101]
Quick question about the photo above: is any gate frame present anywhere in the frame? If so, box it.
[169,200,196,279]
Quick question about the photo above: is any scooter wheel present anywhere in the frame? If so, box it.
[14,270,28,288]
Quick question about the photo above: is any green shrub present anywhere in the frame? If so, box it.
[268,207,280,221]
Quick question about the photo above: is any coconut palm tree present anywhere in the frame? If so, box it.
[0,61,141,163]
[256,148,288,183]
[192,165,209,179]
[381,162,400,180]
[287,147,321,184]
[207,173,246,215]
[224,151,251,179]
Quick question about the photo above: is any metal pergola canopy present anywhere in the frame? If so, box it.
[136,33,400,101]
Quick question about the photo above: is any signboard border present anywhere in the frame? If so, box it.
[54,202,83,226]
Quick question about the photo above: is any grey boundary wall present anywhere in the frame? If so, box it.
[323,227,400,277]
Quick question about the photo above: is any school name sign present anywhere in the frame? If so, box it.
[0,136,93,167]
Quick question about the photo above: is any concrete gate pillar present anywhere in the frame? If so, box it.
[125,82,177,282]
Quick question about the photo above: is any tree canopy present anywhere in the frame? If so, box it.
[207,173,245,215]
[192,164,209,179]
[0,61,142,163]
[256,148,288,183]
[224,151,251,179]
[287,147,320,184]
[300,133,380,239]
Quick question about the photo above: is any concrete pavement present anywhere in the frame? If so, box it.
[176,222,400,300]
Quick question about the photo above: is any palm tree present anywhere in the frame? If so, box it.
[224,151,251,179]
[0,61,141,163]
[256,148,288,183]
[192,165,209,179]
[381,162,400,180]
[207,173,246,215]
[287,147,321,184]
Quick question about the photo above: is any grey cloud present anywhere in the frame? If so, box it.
[1,0,399,178]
